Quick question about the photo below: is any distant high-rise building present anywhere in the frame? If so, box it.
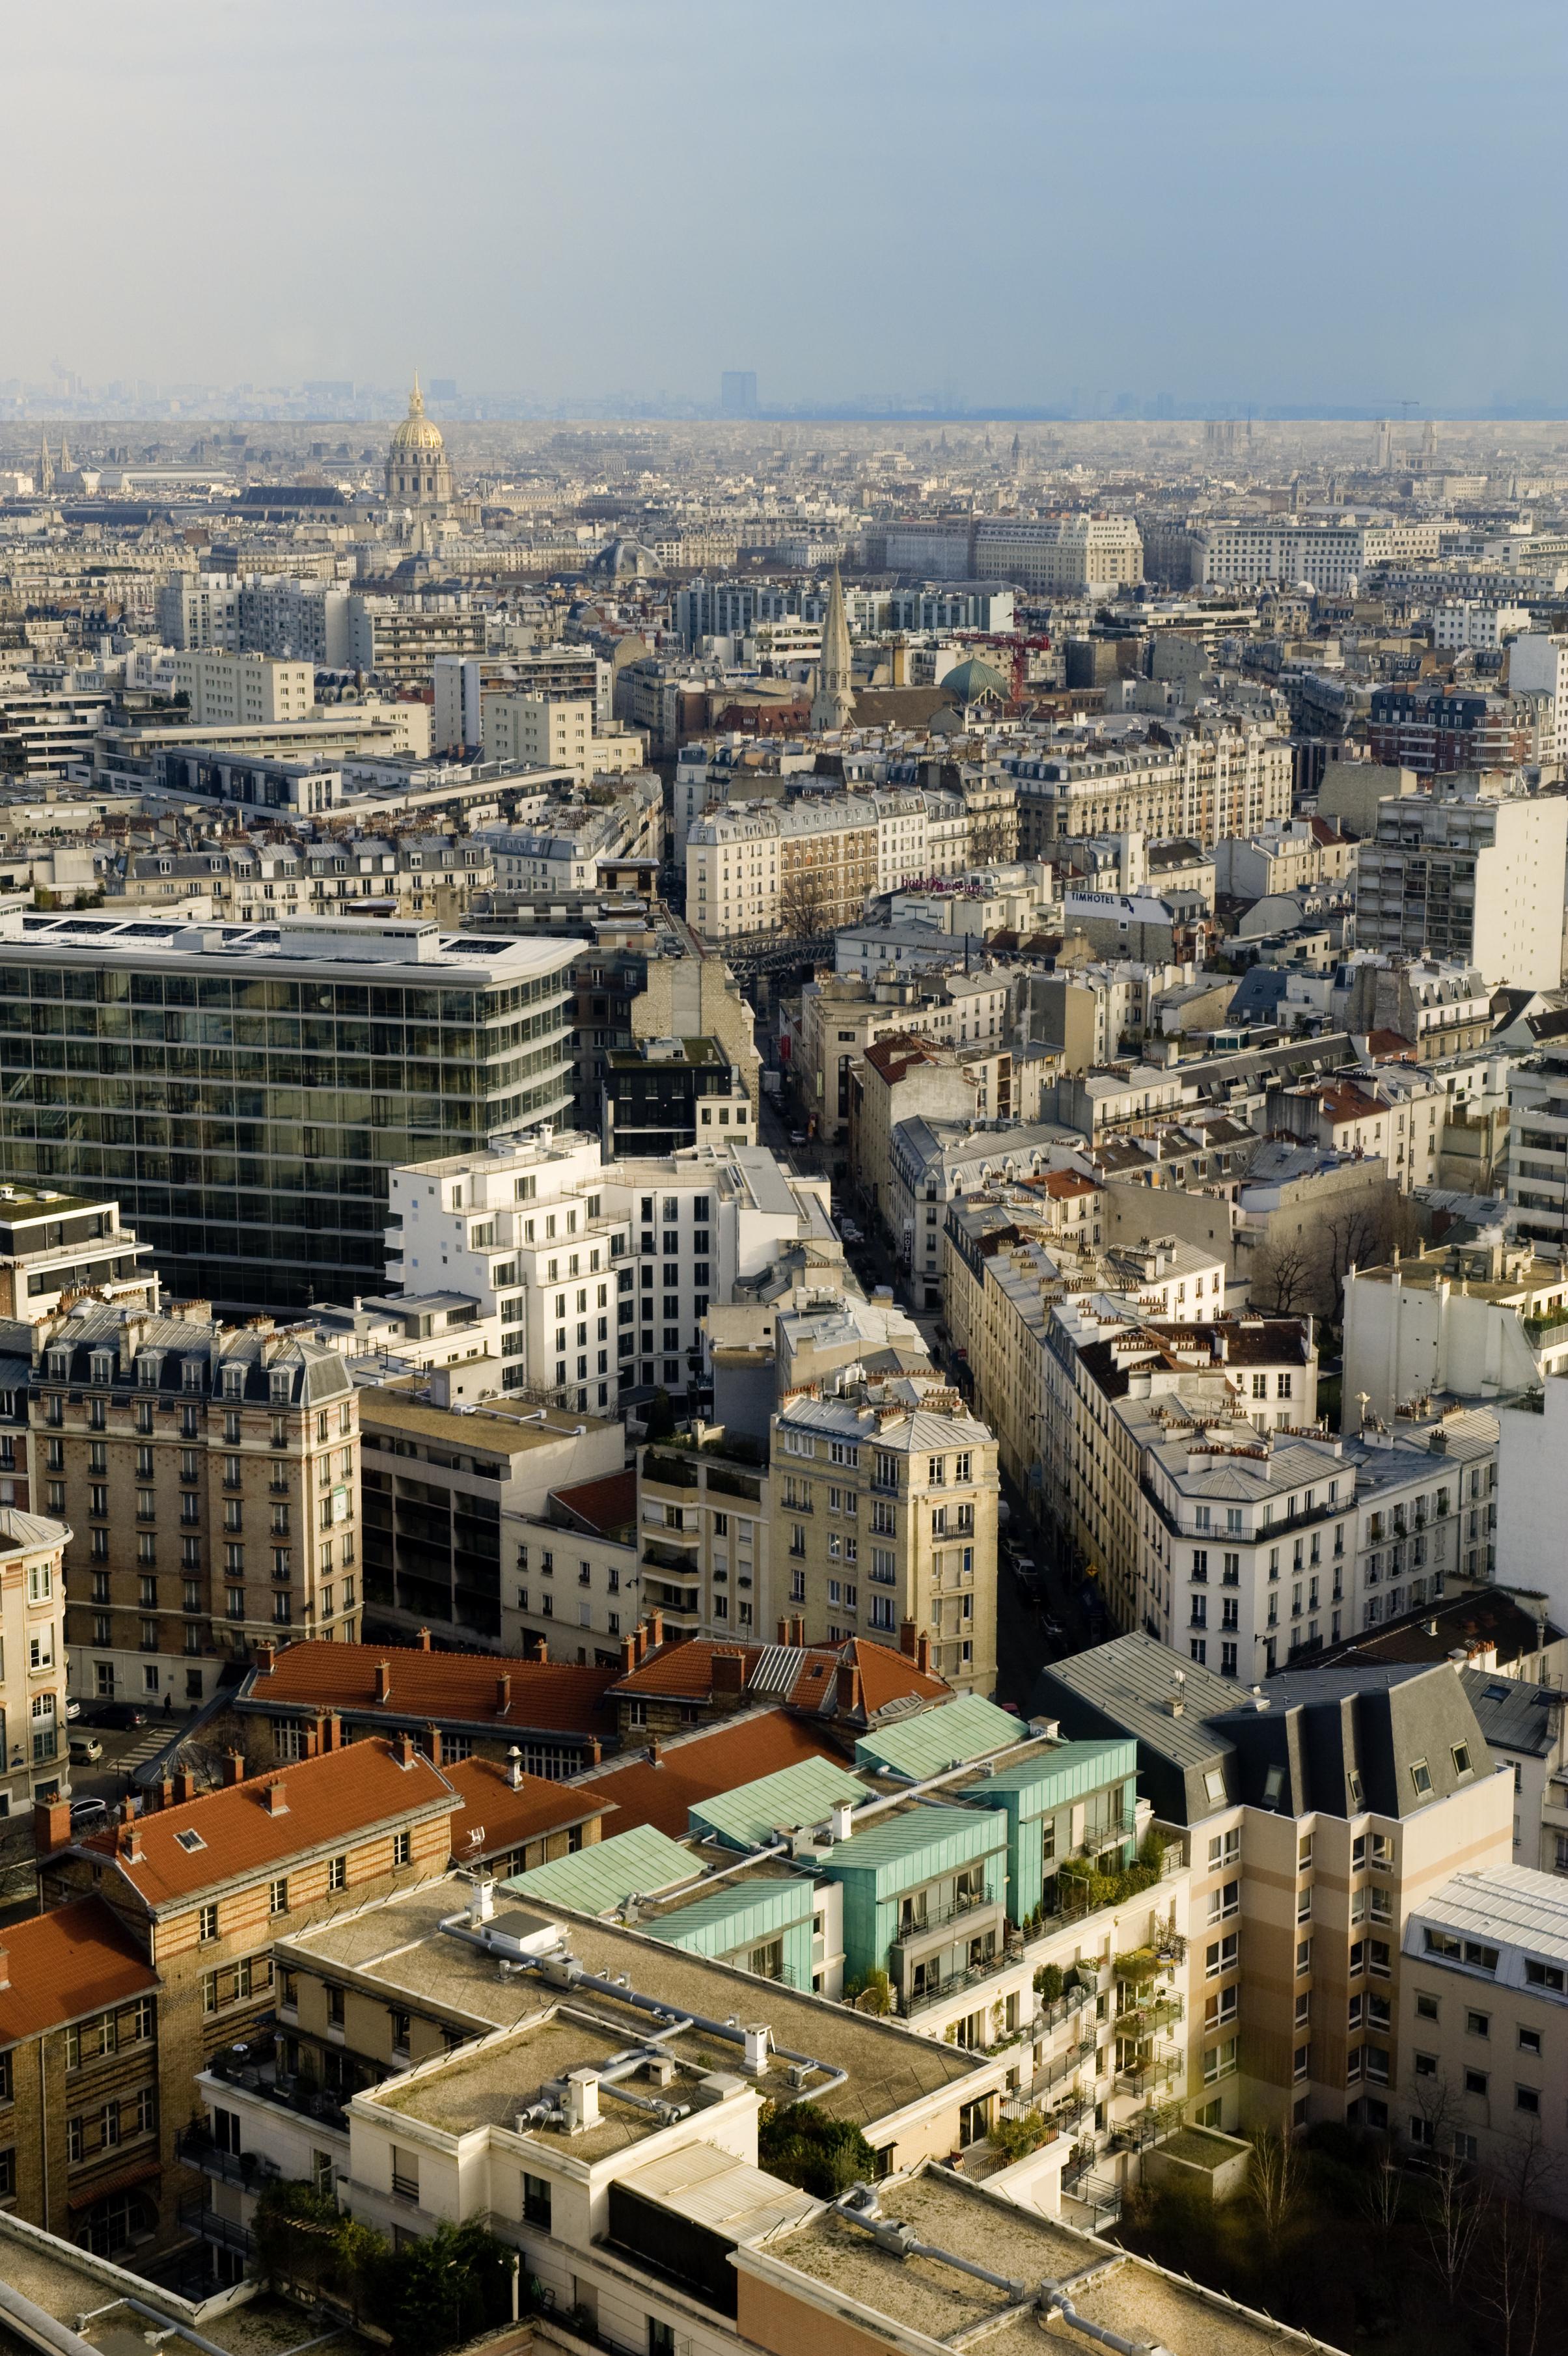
[720,370,758,417]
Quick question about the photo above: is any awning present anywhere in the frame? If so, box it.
[67,2158,161,2211]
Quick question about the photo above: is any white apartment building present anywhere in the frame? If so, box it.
[1506,631,1568,763]
[480,776,663,894]
[387,1132,831,1416]
[973,515,1144,591]
[480,693,646,785]
[1191,520,1440,591]
[1354,774,1568,990]
[1432,601,1533,654]
[236,575,351,668]
[168,650,314,726]
[1135,1406,1497,1679]
[1344,1236,1568,1423]
[156,573,240,651]
[1507,1035,1568,1250]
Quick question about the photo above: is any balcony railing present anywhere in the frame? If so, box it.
[1116,2048,1181,2097]
[178,2194,255,2260]
[206,2053,350,2137]
[893,1882,995,1943]
[897,1946,1011,2020]
[176,2128,281,2191]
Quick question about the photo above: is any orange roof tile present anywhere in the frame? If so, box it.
[863,1032,943,1086]
[0,1898,156,2042]
[443,1754,614,1866]
[245,1639,618,1740]
[611,1635,948,1715]
[76,1737,457,1911]
[572,1709,846,1839]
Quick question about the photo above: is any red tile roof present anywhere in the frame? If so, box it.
[0,1898,157,2042]
[863,1033,943,1086]
[444,1754,615,1866]
[610,1634,948,1715]
[1363,1029,1416,1060]
[245,1639,618,1740]
[549,1469,637,1541]
[573,1708,844,1838]
[1317,1085,1384,1124]
[75,1737,457,1910]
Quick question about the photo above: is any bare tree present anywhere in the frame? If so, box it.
[1248,2125,1305,2251]
[1422,2147,1489,2305]
[777,864,834,942]
[1478,2193,1548,2356]
[1250,1237,1315,1317]
[1358,2135,1405,2247]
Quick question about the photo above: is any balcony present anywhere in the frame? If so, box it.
[204,2051,350,2139]
[176,2126,281,2193]
[892,1881,997,1945]
[178,2195,254,2262]
[1116,2047,1182,2098]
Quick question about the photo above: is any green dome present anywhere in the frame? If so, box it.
[941,654,1010,704]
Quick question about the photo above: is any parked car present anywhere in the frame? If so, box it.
[64,1698,80,1720]
[68,1796,109,1828]
[1041,1615,1065,1643]
[1017,1572,1043,1605]
[68,1733,103,1766]
[789,1130,807,1145]
[1010,1554,1037,1581]
[85,1701,149,1730]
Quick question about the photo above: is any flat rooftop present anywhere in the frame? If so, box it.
[282,1877,983,2136]
[358,1386,617,1454]
[0,909,585,982]
[766,2172,1335,2356]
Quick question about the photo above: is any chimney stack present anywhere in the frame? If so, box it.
[392,1731,417,1768]
[254,1641,277,1678]
[900,1619,918,1659]
[584,1737,601,1766]
[374,1660,391,1703]
[33,1796,71,1856]
[495,1673,512,1712]
[711,1649,745,1699]
[524,1633,547,1663]
[620,1633,637,1674]
[417,1628,432,1652]
[265,1781,288,1816]
[506,1747,523,1790]
[791,1614,806,1647]
[157,1777,174,1813]
[647,1736,661,1766]
[224,1751,245,1785]
[424,1723,443,1769]
[646,1609,665,1649]
[836,1661,862,1714]
[174,1770,197,1804]
[777,1617,790,1645]
[0,1943,10,1992]
[916,1632,931,1675]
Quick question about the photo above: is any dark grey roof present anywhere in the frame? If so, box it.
[33,1307,350,1406]
[1459,1666,1561,1760]
[1033,1632,1238,1825]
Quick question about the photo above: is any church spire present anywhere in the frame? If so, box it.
[408,371,424,417]
[36,435,53,495]
[57,432,72,476]
[810,566,855,733]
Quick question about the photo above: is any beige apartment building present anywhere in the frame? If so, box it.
[1399,1862,1568,2212]
[480,692,646,785]
[0,1506,70,1809]
[1041,1635,1515,2140]
[687,796,879,942]
[169,651,314,727]
[46,1304,360,1712]
[973,514,1144,591]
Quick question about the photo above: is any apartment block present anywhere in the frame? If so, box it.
[1041,1634,1515,2137]
[0,1182,156,1321]
[688,796,878,941]
[46,1303,359,1710]
[480,692,646,784]
[1353,773,1568,986]
[0,1507,70,1811]
[169,651,314,726]
[31,1731,456,2262]
[1343,1234,1568,1422]
[0,909,581,1313]
[973,514,1144,591]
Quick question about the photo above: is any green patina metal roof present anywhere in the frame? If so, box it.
[854,1693,1023,1780]
[818,1802,1005,1877]
[689,1756,867,1850]
[646,1872,815,1949]
[972,1738,1137,1816]
[501,1822,695,1916]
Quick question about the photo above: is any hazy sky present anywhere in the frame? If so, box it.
[9,0,1565,410]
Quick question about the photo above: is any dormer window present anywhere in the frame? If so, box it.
[222,1364,244,1401]
[90,1353,113,1387]
[138,1354,161,1388]
[269,1368,292,1405]
[182,1360,202,1393]
[46,1349,69,1381]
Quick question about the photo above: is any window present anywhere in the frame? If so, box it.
[199,1903,219,1943]
[1466,2010,1490,2039]
[1410,1757,1433,1798]
[1525,1958,1565,1992]
[1464,2068,1488,2097]
[391,2149,419,2202]
[1519,2027,1542,2057]
[394,1829,412,1868]
[328,1855,347,1893]
[1517,2084,1541,2115]
[523,2171,552,2229]
[269,1878,288,1916]
[1416,1992,1439,2021]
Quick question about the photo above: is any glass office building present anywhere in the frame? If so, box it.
[0,910,583,1313]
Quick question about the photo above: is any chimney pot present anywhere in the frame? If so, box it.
[506,1746,523,1790]
[393,1730,416,1768]
[585,1737,601,1766]
[647,1736,661,1765]
[417,1628,432,1652]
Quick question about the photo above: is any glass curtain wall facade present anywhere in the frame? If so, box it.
[0,920,582,1313]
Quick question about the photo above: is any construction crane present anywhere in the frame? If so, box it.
[963,630,1053,705]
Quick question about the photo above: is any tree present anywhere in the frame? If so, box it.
[758,2100,877,2197]
[363,2219,519,2355]
[1420,2146,1489,2305]
[1357,2133,1404,2247]
[1250,1237,1315,1317]
[1248,2125,1304,2253]
[1478,2193,1548,2356]
[777,862,834,942]
[643,1386,676,1441]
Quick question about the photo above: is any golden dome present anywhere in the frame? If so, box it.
[391,374,446,455]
